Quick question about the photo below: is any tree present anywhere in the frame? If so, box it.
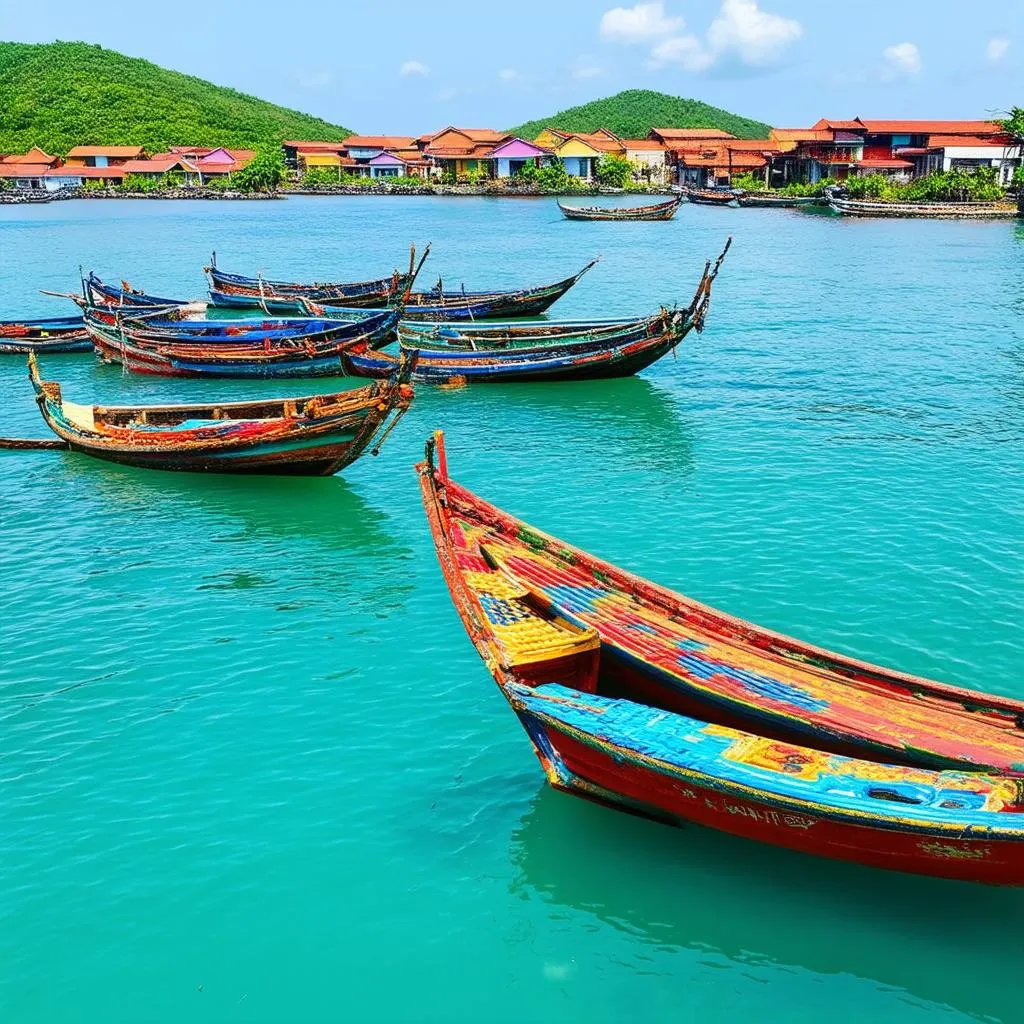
[998,106,1024,142]
[231,147,286,192]
[596,156,632,188]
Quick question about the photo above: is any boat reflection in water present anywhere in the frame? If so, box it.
[509,788,1024,1024]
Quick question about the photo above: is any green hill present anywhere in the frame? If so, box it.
[510,89,772,141]
[0,41,351,154]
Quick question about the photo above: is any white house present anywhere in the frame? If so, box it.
[913,135,1022,185]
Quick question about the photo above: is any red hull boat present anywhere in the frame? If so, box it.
[417,433,1024,884]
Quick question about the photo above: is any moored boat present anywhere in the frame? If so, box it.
[0,315,91,354]
[736,193,818,208]
[683,187,738,207]
[386,259,600,322]
[205,249,417,312]
[83,306,398,378]
[347,241,729,383]
[26,351,414,474]
[827,195,1018,219]
[416,434,1024,884]
[557,197,682,221]
[83,272,198,310]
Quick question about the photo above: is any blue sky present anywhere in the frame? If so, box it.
[3,1,1021,134]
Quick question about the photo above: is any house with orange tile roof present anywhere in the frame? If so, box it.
[65,145,146,168]
[672,138,779,187]
[421,127,505,177]
[0,148,65,189]
[768,118,1018,185]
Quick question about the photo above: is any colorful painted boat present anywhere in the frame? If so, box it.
[205,252,414,312]
[397,260,599,321]
[27,351,413,474]
[346,242,729,383]
[417,434,1024,884]
[83,272,195,310]
[557,197,682,221]
[0,315,91,354]
[83,306,398,379]
[683,187,738,207]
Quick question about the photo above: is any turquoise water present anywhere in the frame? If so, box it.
[1,197,1022,1023]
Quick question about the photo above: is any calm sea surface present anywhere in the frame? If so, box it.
[1,197,1022,1023]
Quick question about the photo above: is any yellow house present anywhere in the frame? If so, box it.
[534,127,569,151]
[550,135,601,179]
[303,151,343,167]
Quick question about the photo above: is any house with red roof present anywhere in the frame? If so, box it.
[767,118,1019,185]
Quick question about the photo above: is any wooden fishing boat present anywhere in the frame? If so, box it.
[417,434,1024,884]
[736,193,817,208]
[83,272,196,310]
[346,241,728,383]
[24,351,413,474]
[0,315,90,354]
[210,258,599,323]
[205,251,414,312]
[827,195,1018,219]
[395,260,597,321]
[683,187,738,207]
[83,306,398,379]
[557,197,682,221]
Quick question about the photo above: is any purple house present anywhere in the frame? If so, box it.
[487,138,552,178]
[368,152,409,178]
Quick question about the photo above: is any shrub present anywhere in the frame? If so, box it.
[119,173,161,193]
[302,166,341,186]
[231,147,286,192]
[843,167,1004,203]
[596,156,632,189]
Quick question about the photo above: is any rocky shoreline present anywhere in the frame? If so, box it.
[1,183,673,203]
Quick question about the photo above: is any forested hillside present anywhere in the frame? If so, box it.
[510,89,771,140]
[0,41,351,153]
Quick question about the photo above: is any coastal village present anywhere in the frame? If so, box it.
[1,118,1021,192]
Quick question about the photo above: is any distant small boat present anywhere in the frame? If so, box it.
[737,193,817,208]
[557,197,682,221]
[683,187,738,207]
[0,315,90,354]
[26,350,414,475]
[827,195,1018,219]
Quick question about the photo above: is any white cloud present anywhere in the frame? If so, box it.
[882,42,921,78]
[570,55,604,79]
[603,0,801,74]
[297,71,332,89]
[599,2,682,43]
[399,60,430,77]
[707,0,802,67]
[986,36,1010,63]
[648,35,715,72]
[498,68,518,81]
[436,87,457,101]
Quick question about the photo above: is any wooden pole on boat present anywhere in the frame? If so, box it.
[0,437,69,450]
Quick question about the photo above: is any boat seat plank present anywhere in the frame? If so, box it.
[483,540,1024,773]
